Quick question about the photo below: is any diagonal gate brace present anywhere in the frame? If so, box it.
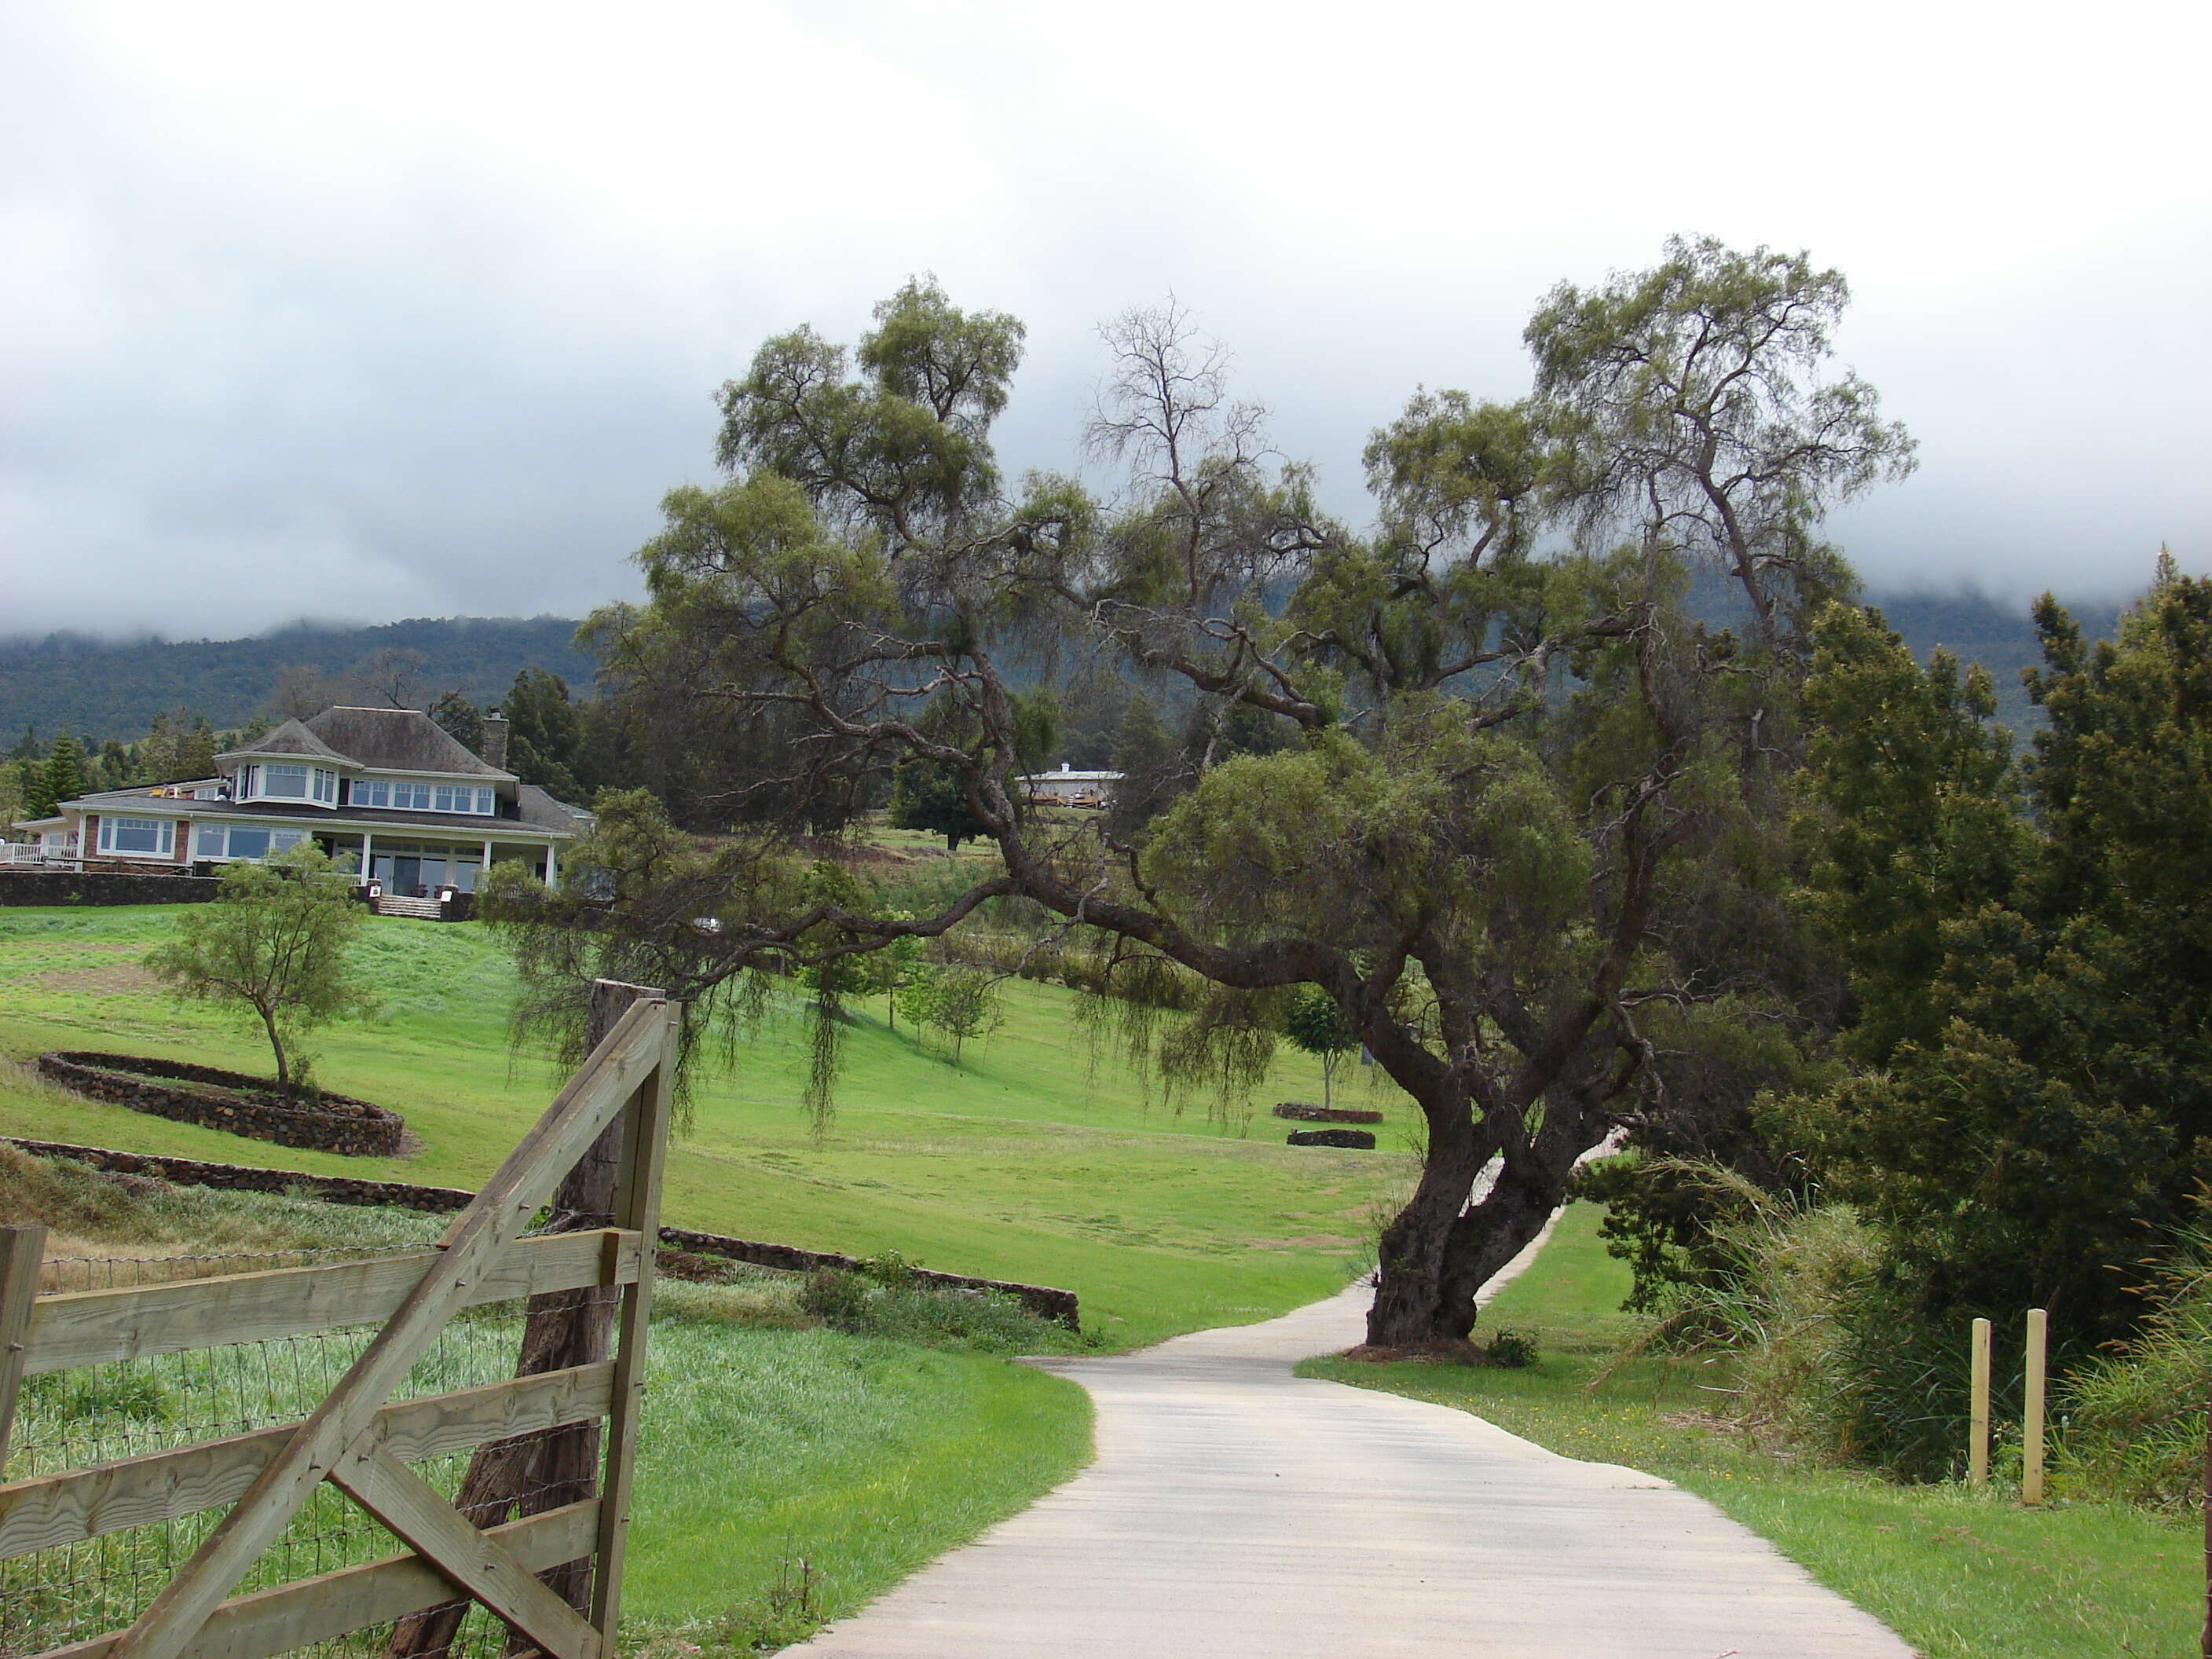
[331,1437,600,1659]
[103,997,672,1659]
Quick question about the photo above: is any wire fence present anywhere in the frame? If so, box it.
[2,1240,580,1659]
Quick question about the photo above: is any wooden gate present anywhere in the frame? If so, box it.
[0,986,679,1659]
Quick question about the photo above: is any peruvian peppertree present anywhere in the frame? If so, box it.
[488,252,1912,1346]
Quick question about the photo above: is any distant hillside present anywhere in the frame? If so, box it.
[1871,591,2124,733]
[0,591,2133,750]
[0,617,598,745]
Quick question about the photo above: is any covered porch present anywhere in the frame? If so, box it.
[315,832,562,896]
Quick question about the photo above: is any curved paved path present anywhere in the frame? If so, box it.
[789,1229,1915,1658]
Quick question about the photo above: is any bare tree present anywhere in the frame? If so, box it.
[346,646,428,709]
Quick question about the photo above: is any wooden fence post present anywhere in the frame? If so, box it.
[2023,1307,2047,1507]
[589,998,676,1645]
[1968,1317,1992,1487]
[386,979,667,1659]
[0,1223,47,1473]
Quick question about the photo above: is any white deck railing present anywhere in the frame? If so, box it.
[0,840,79,866]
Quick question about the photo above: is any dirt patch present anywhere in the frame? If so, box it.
[1339,1338,1491,1366]
[32,962,162,997]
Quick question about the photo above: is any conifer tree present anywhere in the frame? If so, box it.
[27,737,82,819]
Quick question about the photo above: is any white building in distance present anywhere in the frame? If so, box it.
[1020,763,1122,808]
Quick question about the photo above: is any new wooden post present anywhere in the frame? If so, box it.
[2023,1307,2047,1507]
[1968,1317,1992,1486]
[0,1223,48,1473]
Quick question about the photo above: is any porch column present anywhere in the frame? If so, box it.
[543,841,558,891]
[361,830,374,885]
[482,837,493,873]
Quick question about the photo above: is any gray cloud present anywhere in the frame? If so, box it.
[3,0,2207,639]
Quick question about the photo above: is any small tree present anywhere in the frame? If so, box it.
[888,758,986,851]
[892,963,943,1038]
[1284,983,1360,1111]
[145,844,379,1090]
[925,965,1003,1065]
[861,924,925,1031]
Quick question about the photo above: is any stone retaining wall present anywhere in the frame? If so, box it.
[654,1225,1079,1329]
[1272,1101,1383,1124]
[2,1137,1080,1329]
[1286,1127,1378,1150]
[36,1053,408,1156]
[1,1137,476,1211]
[0,871,221,906]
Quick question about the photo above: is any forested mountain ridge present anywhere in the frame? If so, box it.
[0,591,2125,749]
[0,616,599,745]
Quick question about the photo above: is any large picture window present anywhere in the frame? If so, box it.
[259,764,309,799]
[97,816,174,857]
[194,824,309,862]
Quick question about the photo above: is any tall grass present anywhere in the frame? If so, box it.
[2056,1225,2212,1511]
[2,1155,1093,1654]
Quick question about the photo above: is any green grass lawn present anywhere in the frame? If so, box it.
[1303,1204,2200,1659]
[0,1154,1089,1657]
[0,905,1419,1347]
[627,1314,1089,1652]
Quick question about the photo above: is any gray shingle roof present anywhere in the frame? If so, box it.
[217,718,346,764]
[515,784,594,830]
[303,707,512,778]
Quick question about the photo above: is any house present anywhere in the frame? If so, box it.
[11,706,589,893]
[1020,762,1122,808]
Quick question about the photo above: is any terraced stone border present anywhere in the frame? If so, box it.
[1,1136,1080,1330]
[35,1052,408,1156]
[1273,1101,1383,1124]
[1286,1127,1377,1150]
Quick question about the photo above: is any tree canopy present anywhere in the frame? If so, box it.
[483,242,1916,1346]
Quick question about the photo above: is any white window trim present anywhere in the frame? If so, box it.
[97,815,175,858]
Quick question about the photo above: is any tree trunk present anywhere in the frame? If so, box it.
[1439,1155,1570,1320]
[1364,1113,1489,1346]
[260,1005,288,1090]
[386,979,661,1659]
[1365,1088,1608,1348]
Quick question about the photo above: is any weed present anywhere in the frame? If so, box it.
[1481,1326,1538,1368]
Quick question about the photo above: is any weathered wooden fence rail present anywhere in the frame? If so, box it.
[0,982,679,1659]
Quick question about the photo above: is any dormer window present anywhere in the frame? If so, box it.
[237,763,340,808]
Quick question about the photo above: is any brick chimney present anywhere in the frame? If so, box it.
[480,709,510,771]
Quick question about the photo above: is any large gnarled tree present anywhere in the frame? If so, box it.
[498,251,1913,1346]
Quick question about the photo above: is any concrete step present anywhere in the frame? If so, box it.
[374,895,444,919]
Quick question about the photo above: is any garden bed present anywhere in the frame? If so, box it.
[35,1051,406,1155]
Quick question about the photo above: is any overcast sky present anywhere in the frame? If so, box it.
[4,0,2207,640]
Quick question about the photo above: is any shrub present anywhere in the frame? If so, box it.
[797,1265,1088,1354]
[1638,1199,1977,1478]
[2057,1227,2212,1511]
[1480,1326,1538,1368]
